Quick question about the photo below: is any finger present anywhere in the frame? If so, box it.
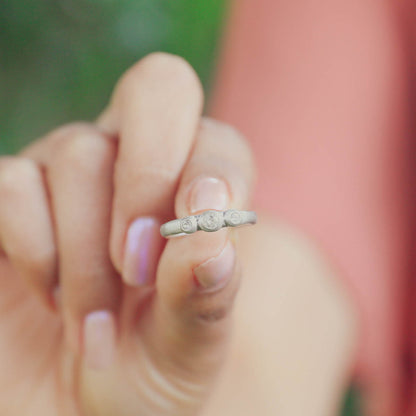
[21,122,107,165]
[138,228,240,411]
[46,124,121,362]
[174,117,256,218]
[97,52,204,283]
[132,120,255,407]
[0,157,57,309]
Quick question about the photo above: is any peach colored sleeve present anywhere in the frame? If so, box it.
[210,0,412,414]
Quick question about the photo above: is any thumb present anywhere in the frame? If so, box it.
[138,227,240,413]
[137,119,254,412]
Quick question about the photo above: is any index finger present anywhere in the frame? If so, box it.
[97,53,204,275]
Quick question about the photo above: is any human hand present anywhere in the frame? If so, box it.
[0,53,255,416]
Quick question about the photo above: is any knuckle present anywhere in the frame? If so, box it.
[197,305,229,323]
[44,122,100,151]
[193,262,240,324]
[120,52,203,99]
[11,243,56,280]
[53,127,114,173]
[0,157,40,197]
[46,121,96,141]
[193,287,237,325]
[26,247,56,278]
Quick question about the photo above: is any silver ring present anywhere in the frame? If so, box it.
[160,209,257,238]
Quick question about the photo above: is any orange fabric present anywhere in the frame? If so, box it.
[210,0,413,414]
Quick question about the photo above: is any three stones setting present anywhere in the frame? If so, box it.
[198,210,223,232]
[160,209,256,238]
[179,210,244,235]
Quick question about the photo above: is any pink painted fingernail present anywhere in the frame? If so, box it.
[83,310,116,370]
[123,217,164,286]
[189,177,229,213]
[193,241,236,290]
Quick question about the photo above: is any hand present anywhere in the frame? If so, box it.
[0,52,359,416]
[0,53,256,416]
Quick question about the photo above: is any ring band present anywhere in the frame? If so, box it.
[160,209,257,238]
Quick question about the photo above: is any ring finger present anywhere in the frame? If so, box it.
[25,123,121,363]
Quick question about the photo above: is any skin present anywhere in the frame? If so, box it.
[0,53,357,415]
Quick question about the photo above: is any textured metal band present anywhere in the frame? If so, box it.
[160,209,257,238]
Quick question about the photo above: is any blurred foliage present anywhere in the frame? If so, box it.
[0,0,227,154]
[342,386,362,416]
[0,2,362,415]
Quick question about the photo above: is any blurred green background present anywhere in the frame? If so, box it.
[0,1,361,414]
[0,0,226,154]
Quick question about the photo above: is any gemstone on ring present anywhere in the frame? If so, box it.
[180,216,197,233]
[224,209,242,226]
[160,209,257,238]
[198,210,223,232]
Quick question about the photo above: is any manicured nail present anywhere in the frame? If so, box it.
[193,241,236,290]
[123,217,164,286]
[83,310,116,370]
[189,177,229,213]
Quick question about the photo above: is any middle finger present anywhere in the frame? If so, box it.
[97,52,204,281]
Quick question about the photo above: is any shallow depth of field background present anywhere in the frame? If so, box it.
[0,1,360,414]
[0,0,225,153]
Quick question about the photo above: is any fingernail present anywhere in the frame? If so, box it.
[83,310,116,370]
[189,177,229,213]
[123,217,164,286]
[193,241,236,290]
